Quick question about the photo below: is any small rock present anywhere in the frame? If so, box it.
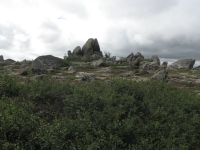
[82,75,94,82]
[68,66,78,73]
[151,70,170,82]
[91,59,105,67]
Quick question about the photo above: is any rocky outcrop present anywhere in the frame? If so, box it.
[168,59,195,70]
[149,55,160,70]
[135,52,143,58]
[151,70,170,82]
[31,55,64,73]
[73,46,82,56]
[129,57,140,69]
[0,55,4,61]
[82,38,103,57]
[126,53,134,62]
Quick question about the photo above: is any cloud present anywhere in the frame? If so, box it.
[98,0,178,20]
[0,23,30,50]
[48,0,88,19]
[38,20,61,43]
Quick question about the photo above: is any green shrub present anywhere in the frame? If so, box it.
[0,74,21,98]
[0,74,200,149]
[0,96,42,150]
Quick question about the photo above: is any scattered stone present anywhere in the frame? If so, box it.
[76,72,94,78]
[73,46,82,56]
[167,59,195,70]
[68,66,78,73]
[82,75,94,82]
[150,70,170,82]
[91,59,105,67]
[30,74,46,80]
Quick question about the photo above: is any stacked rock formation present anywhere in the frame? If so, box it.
[69,38,103,58]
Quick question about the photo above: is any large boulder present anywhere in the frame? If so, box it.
[5,59,16,63]
[31,55,64,71]
[143,55,160,70]
[126,53,134,62]
[151,70,170,82]
[0,55,4,61]
[168,59,195,70]
[82,38,102,56]
[73,46,82,56]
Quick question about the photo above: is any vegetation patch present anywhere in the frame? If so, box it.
[0,74,200,149]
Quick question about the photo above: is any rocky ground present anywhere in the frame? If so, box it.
[0,56,200,96]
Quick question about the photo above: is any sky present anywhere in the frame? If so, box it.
[0,0,200,66]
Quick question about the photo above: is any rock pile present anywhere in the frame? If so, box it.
[68,38,103,58]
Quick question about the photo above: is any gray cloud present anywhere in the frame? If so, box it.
[98,0,178,20]
[1,0,200,63]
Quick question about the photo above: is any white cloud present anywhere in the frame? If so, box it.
[0,0,199,65]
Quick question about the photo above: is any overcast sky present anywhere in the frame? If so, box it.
[0,0,200,65]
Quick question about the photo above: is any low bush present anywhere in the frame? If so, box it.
[0,74,200,149]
